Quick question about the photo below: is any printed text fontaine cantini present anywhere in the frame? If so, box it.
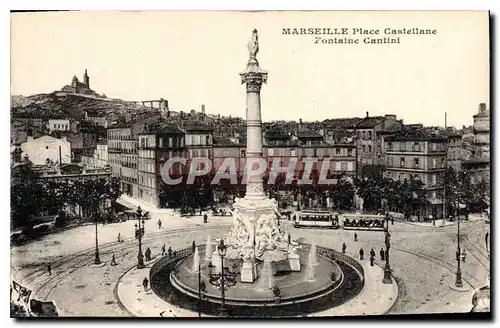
[282,27,437,44]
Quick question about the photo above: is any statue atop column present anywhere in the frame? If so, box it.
[247,29,260,66]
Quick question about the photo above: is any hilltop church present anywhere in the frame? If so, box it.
[60,69,99,96]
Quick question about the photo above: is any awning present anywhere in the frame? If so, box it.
[115,197,136,210]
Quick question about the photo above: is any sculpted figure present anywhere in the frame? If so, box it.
[247,29,259,62]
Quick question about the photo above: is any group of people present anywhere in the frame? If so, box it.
[343,218,391,229]
[340,233,387,267]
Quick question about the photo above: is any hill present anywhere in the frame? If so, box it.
[11,92,149,121]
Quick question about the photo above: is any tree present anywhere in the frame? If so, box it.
[329,177,355,210]
[396,175,426,220]
[355,167,386,212]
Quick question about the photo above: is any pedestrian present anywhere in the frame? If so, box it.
[47,263,52,276]
[370,255,375,266]
[162,244,166,257]
[203,213,208,223]
[462,248,467,263]
[117,232,122,243]
[111,254,117,266]
[142,277,149,292]
[354,233,358,242]
[342,242,347,254]
[192,240,196,253]
[359,248,364,260]
[380,248,385,261]
[391,217,394,225]
[168,246,172,259]
[370,248,375,258]
[158,219,162,229]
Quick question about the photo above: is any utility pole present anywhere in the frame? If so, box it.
[442,112,448,226]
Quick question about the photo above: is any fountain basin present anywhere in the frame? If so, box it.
[150,244,365,317]
[170,248,341,307]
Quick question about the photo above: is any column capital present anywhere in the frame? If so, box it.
[240,69,268,93]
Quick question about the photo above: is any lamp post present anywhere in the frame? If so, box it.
[382,211,393,284]
[134,206,146,269]
[455,205,463,288]
[94,215,101,265]
[208,239,237,317]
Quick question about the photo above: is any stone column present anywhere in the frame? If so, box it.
[240,58,268,200]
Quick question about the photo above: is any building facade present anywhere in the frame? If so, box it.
[383,128,448,220]
[20,135,71,166]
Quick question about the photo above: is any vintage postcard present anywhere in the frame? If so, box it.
[10,11,490,318]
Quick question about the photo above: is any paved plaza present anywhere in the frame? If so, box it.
[10,208,489,317]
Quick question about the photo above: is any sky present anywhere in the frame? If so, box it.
[10,11,489,128]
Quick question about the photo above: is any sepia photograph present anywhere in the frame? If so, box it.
[9,10,490,318]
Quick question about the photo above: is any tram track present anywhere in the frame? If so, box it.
[13,224,231,300]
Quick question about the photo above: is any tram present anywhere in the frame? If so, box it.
[293,209,340,229]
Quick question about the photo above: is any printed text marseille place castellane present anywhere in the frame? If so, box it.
[282,27,438,44]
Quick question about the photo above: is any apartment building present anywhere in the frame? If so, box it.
[383,128,448,219]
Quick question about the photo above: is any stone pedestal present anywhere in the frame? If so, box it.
[289,253,301,272]
[241,260,258,283]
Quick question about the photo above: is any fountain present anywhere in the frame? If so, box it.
[192,246,200,274]
[149,29,365,317]
[205,235,213,261]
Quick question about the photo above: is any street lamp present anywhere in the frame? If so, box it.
[382,211,393,284]
[94,215,101,265]
[208,239,237,317]
[134,206,146,269]
[455,207,463,288]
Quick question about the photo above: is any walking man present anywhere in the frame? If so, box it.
[462,248,467,263]
[391,217,394,225]
[354,233,358,242]
[117,233,122,243]
[342,242,347,254]
[145,247,152,262]
[158,219,162,229]
[370,248,376,259]
[380,248,385,261]
[168,246,172,259]
[111,254,117,266]
[161,244,166,257]
[370,255,375,266]
[359,248,364,260]
[192,241,196,253]
[47,263,52,276]
[142,277,149,292]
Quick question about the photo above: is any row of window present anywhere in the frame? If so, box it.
[138,161,156,173]
[386,141,445,152]
[186,134,212,146]
[51,123,69,130]
[386,156,445,169]
[386,171,439,186]
[138,175,156,188]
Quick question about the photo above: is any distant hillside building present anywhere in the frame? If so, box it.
[60,69,98,96]
[20,135,71,166]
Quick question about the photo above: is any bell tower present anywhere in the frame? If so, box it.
[83,69,90,88]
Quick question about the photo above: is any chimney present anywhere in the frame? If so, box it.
[479,103,487,113]
[366,111,369,118]
[201,104,206,115]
